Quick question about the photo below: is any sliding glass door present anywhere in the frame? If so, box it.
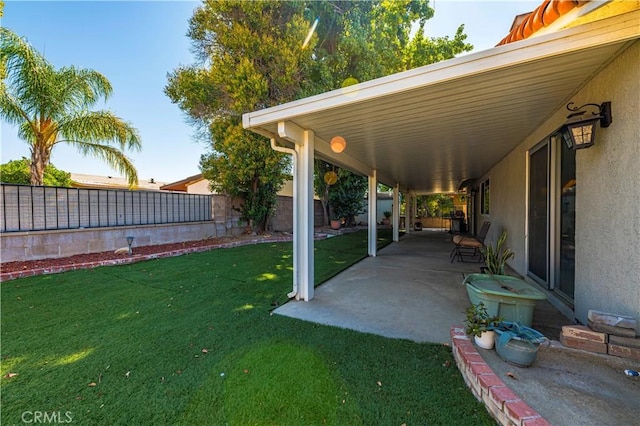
[555,140,576,302]
[528,136,576,304]
[528,144,549,284]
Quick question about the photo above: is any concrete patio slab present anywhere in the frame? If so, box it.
[274,229,640,425]
[276,229,478,343]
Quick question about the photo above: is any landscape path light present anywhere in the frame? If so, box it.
[126,236,134,256]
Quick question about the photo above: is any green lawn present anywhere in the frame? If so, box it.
[1,230,493,425]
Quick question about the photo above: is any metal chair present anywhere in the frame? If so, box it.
[450,221,491,263]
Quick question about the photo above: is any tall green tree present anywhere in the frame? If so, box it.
[166,0,472,231]
[314,160,368,226]
[328,168,368,227]
[303,0,471,94]
[0,158,73,187]
[166,0,308,231]
[0,28,142,186]
[423,194,454,217]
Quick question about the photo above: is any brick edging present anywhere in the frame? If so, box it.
[450,326,550,426]
[0,235,302,282]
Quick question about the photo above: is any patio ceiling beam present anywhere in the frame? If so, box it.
[277,120,400,189]
[278,121,305,145]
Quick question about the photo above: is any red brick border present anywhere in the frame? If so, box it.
[0,235,298,282]
[450,326,550,426]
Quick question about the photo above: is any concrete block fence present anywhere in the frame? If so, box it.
[0,221,224,263]
[1,194,322,263]
[0,234,296,282]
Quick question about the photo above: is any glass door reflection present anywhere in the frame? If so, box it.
[556,142,576,303]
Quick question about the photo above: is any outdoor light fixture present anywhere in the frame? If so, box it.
[559,101,612,150]
[330,136,346,153]
[126,236,134,256]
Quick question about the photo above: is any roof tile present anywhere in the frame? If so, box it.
[497,0,585,46]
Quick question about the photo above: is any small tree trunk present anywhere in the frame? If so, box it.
[30,147,48,186]
[320,199,329,226]
[321,185,330,225]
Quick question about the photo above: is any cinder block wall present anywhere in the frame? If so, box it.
[2,193,242,262]
[1,194,324,262]
[0,222,224,263]
[270,196,324,232]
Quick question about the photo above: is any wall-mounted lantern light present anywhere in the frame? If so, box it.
[126,236,134,256]
[330,136,346,153]
[559,101,612,150]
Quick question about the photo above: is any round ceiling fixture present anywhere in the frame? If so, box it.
[330,136,346,153]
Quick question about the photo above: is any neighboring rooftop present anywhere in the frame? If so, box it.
[159,173,206,192]
[71,173,167,191]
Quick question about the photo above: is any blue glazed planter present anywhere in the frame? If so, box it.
[494,322,547,367]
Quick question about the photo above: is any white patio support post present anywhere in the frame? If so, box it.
[278,121,315,301]
[392,184,400,242]
[295,130,315,301]
[368,170,377,257]
[404,192,413,234]
[413,193,418,230]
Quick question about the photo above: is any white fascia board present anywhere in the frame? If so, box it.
[242,10,639,129]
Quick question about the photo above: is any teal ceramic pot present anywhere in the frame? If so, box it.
[494,322,547,367]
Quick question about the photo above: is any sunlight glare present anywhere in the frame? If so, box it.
[341,77,360,98]
[302,17,319,48]
[0,356,26,374]
[234,304,255,312]
[258,273,277,281]
[53,348,95,366]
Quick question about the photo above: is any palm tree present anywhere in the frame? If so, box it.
[0,28,141,186]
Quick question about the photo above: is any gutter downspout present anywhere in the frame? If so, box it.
[270,138,299,299]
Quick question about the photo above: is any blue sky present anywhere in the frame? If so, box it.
[1,0,540,183]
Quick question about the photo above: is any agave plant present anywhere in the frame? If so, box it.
[481,230,515,275]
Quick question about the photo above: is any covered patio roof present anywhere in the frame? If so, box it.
[243,10,639,194]
[243,9,639,302]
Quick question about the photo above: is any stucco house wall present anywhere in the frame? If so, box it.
[186,179,212,194]
[572,41,640,329]
[485,41,639,330]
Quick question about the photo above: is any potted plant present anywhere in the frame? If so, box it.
[382,210,391,225]
[463,302,502,349]
[493,321,547,367]
[480,230,514,275]
[329,205,343,230]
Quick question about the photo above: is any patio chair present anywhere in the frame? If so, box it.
[450,221,491,263]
